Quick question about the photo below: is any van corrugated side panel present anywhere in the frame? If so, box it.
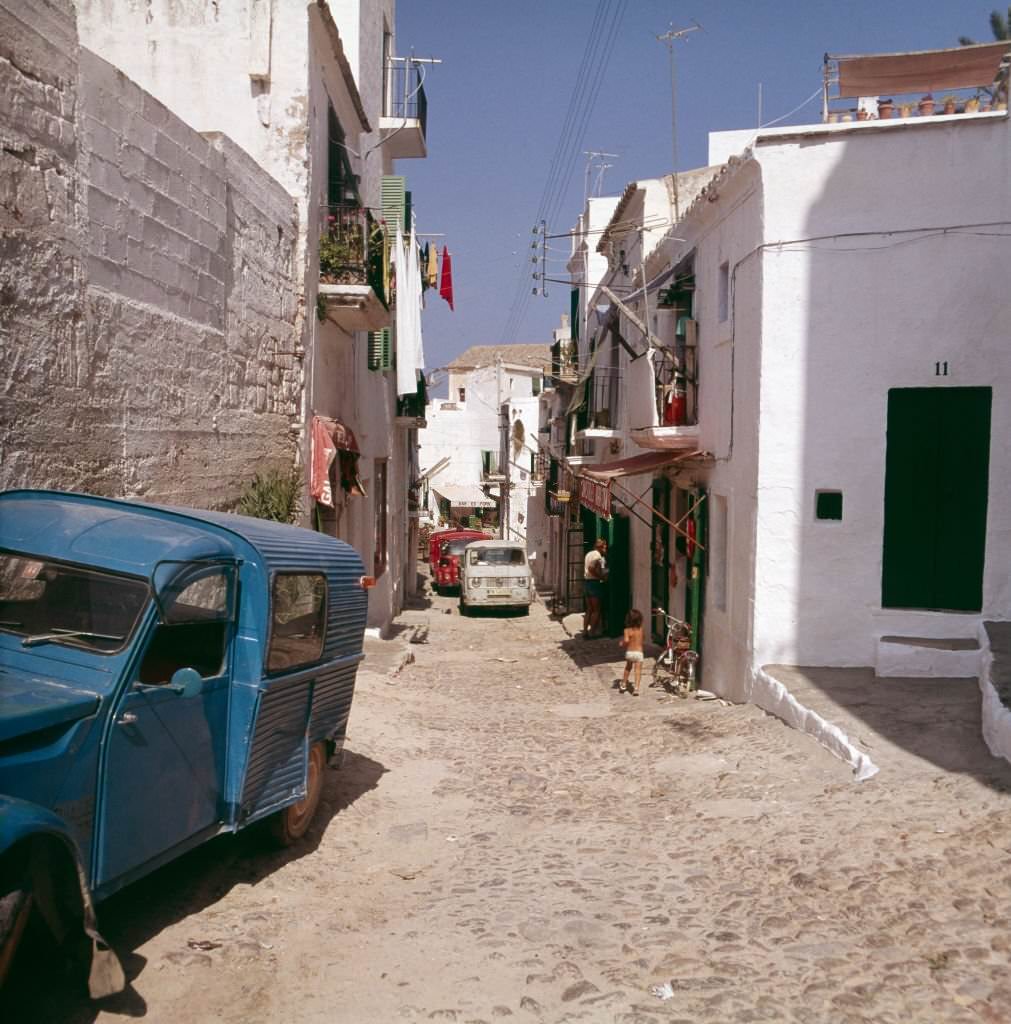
[240,678,313,822]
[308,659,359,745]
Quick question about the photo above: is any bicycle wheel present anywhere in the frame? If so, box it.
[651,651,674,690]
[674,653,698,696]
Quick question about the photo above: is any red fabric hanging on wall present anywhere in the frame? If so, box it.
[439,246,454,311]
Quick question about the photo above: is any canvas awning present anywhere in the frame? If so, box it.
[572,450,706,547]
[831,42,1009,98]
[578,450,693,481]
[432,484,497,509]
[565,341,607,415]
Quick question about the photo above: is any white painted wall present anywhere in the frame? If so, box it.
[751,114,1011,668]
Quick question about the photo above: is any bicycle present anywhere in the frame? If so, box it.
[651,607,699,696]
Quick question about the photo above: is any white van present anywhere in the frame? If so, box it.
[459,540,534,615]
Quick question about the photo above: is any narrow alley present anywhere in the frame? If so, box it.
[16,584,1011,1024]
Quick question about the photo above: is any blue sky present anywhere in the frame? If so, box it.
[396,1,998,379]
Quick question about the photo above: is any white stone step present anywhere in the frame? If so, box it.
[876,634,981,679]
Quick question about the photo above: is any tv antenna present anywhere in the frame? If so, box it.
[656,20,701,222]
[583,150,619,203]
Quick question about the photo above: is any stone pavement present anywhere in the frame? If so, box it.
[28,584,1011,1024]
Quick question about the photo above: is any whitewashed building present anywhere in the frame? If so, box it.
[419,344,549,539]
[562,82,1011,731]
[77,0,436,633]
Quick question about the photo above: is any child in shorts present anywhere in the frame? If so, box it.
[619,608,645,695]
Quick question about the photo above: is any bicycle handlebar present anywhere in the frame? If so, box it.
[652,607,690,630]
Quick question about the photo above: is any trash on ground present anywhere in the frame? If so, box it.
[495,657,519,663]
[650,981,675,1000]
[694,689,718,700]
[187,939,223,951]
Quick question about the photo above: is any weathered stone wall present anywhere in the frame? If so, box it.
[0,0,89,489]
[1,4,302,509]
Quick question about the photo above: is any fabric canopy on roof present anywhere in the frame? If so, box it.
[577,450,691,481]
[834,42,1009,98]
[432,483,496,509]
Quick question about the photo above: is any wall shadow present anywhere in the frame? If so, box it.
[778,114,1010,791]
[2,749,387,1022]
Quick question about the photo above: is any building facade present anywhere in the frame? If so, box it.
[419,344,549,543]
[11,0,438,633]
[551,100,1011,716]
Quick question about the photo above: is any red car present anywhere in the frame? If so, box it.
[429,529,490,594]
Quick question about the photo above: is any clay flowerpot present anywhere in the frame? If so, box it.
[943,100,956,115]
[965,98,980,113]
[918,95,935,116]
[857,109,872,121]
[877,99,895,119]
[899,104,914,118]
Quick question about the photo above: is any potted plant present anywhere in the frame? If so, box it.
[965,96,981,113]
[918,93,935,115]
[877,97,895,119]
[941,94,957,115]
[899,102,914,118]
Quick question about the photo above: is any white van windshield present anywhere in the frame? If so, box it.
[468,548,526,567]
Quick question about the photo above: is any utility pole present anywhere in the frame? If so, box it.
[656,21,701,223]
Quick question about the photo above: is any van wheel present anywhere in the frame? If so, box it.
[269,741,326,846]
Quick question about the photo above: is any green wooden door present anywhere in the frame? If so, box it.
[651,478,671,642]
[683,488,706,663]
[882,387,992,611]
[605,514,631,638]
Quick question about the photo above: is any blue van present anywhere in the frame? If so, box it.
[0,490,368,996]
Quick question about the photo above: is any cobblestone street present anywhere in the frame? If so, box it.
[21,585,1011,1024]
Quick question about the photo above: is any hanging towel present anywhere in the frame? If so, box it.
[426,242,438,289]
[309,416,337,507]
[439,246,454,311]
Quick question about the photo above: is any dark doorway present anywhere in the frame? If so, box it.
[882,387,992,611]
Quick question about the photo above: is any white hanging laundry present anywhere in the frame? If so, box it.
[396,224,425,396]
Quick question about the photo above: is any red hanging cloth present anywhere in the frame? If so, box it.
[439,246,454,311]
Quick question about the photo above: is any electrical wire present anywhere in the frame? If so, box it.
[498,0,629,346]
[758,84,823,129]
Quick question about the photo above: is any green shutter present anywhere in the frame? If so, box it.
[368,328,392,371]
[381,175,407,230]
[570,288,580,342]
[404,190,412,232]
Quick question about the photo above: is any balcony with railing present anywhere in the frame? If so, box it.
[317,205,390,332]
[381,59,428,159]
[575,368,621,440]
[631,314,701,451]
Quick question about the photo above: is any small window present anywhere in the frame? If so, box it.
[718,261,729,323]
[267,573,327,672]
[458,387,466,402]
[532,375,541,396]
[815,491,843,521]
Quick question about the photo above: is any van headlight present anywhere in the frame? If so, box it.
[469,577,481,589]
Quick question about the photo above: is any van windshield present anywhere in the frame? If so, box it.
[441,539,472,558]
[468,548,526,567]
[0,553,149,653]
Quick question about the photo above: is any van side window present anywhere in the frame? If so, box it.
[267,573,327,672]
[138,569,232,684]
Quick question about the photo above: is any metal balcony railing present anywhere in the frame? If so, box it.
[384,61,428,136]
[318,205,387,306]
[588,369,621,430]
